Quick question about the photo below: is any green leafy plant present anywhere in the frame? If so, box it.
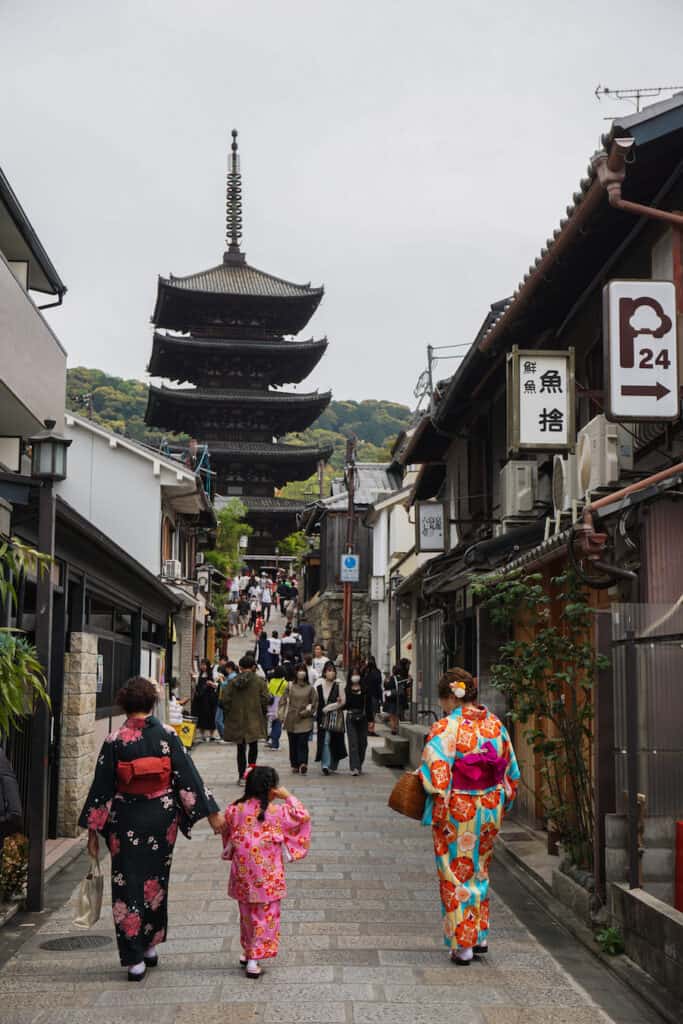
[0,538,51,737]
[0,833,29,902]
[276,531,310,572]
[204,500,253,578]
[595,926,624,956]
[471,568,608,870]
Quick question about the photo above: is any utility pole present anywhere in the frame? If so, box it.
[342,435,356,670]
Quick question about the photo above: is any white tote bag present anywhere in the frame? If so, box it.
[73,856,104,928]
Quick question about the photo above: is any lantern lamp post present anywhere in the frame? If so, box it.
[26,420,71,911]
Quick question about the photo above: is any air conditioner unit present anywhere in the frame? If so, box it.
[552,453,581,515]
[500,461,537,519]
[576,415,632,498]
[162,559,182,581]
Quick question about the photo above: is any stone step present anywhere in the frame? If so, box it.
[371,734,410,768]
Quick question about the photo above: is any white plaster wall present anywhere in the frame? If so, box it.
[372,512,388,576]
[0,252,66,434]
[56,426,162,574]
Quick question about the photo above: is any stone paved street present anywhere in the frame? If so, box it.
[0,700,664,1024]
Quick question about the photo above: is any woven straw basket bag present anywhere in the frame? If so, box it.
[388,771,426,821]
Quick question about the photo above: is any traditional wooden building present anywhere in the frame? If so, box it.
[145,131,332,553]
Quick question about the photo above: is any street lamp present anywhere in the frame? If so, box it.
[26,418,70,911]
[29,419,71,481]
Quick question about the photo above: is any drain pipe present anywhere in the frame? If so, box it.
[592,138,683,229]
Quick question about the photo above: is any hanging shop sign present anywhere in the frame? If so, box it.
[507,347,575,453]
[415,500,447,553]
[603,280,679,422]
[370,576,386,601]
[340,553,360,582]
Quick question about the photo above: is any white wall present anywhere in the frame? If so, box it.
[0,252,66,435]
[372,512,388,576]
[56,426,162,574]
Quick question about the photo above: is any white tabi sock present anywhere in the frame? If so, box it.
[247,959,259,973]
[128,961,146,976]
[144,945,157,958]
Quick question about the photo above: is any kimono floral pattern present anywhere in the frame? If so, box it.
[78,715,219,967]
[419,704,520,951]
[221,795,311,960]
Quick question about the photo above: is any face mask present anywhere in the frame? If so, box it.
[351,675,361,683]
[297,674,306,682]
[325,671,335,681]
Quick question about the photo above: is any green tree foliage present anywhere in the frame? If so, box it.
[471,569,608,871]
[65,370,413,474]
[205,500,253,577]
[276,531,309,571]
[0,538,51,737]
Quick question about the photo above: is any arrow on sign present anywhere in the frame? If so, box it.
[620,382,671,400]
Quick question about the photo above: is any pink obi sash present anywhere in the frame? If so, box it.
[452,741,507,791]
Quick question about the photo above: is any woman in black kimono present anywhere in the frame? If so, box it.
[79,676,226,981]
[193,658,219,741]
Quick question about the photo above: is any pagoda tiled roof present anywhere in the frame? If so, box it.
[147,332,328,386]
[208,440,333,460]
[215,494,305,513]
[160,259,323,301]
[148,385,330,406]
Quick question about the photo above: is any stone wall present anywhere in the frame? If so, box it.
[57,633,98,837]
[609,882,683,1005]
[606,813,676,906]
[304,591,371,661]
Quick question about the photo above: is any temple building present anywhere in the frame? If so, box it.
[145,131,332,554]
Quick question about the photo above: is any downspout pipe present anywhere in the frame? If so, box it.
[592,138,683,230]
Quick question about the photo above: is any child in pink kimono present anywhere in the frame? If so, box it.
[221,765,311,978]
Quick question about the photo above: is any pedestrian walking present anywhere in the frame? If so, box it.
[215,660,238,738]
[384,659,411,735]
[362,656,383,735]
[221,766,311,978]
[192,658,219,742]
[311,643,327,680]
[268,630,281,666]
[345,667,372,775]
[256,630,273,673]
[279,664,318,773]
[220,653,269,783]
[238,594,250,634]
[266,666,290,750]
[315,661,347,775]
[261,582,272,622]
[298,615,315,654]
[79,676,226,981]
[419,668,520,965]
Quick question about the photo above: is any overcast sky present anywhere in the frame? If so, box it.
[4,0,683,407]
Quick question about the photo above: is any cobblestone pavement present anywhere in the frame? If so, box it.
[0,622,663,1023]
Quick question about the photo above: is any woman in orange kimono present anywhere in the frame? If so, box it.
[419,668,520,965]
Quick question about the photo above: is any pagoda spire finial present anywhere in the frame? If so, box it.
[225,128,245,263]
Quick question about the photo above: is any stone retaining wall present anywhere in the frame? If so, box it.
[57,633,98,837]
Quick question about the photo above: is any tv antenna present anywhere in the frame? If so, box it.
[595,83,683,112]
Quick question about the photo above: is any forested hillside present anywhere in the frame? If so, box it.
[65,367,413,497]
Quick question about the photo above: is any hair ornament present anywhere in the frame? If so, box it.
[450,681,467,699]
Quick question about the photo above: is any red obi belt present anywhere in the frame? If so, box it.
[451,742,507,791]
[116,756,171,796]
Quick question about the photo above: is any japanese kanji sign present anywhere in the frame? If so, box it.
[603,280,679,422]
[415,501,447,553]
[507,347,575,453]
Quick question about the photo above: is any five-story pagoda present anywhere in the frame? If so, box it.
[145,131,332,554]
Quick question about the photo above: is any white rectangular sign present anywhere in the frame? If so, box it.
[415,501,447,553]
[370,576,386,601]
[340,553,360,582]
[604,280,679,422]
[518,353,572,448]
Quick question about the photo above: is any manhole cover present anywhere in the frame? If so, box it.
[40,935,112,951]
[502,831,533,842]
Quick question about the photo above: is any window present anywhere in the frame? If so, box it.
[89,597,113,632]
